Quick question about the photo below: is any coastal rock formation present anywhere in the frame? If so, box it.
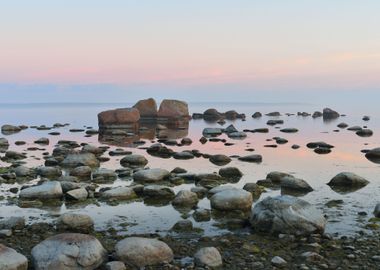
[98,108,140,128]
[133,98,158,119]
[158,99,190,120]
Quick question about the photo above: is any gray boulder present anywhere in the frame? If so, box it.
[120,155,148,168]
[115,237,173,268]
[0,244,28,270]
[19,181,63,200]
[57,213,94,233]
[133,168,170,183]
[210,189,253,211]
[250,195,326,235]
[61,152,100,168]
[100,187,137,200]
[194,247,222,268]
[31,233,107,269]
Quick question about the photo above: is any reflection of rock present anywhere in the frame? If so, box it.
[98,121,189,148]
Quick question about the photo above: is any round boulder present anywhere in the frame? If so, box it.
[210,189,253,211]
[194,247,223,268]
[0,244,28,270]
[31,233,107,269]
[115,237,173,268]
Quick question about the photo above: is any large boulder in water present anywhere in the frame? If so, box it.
[115,237,173,268]
[31,233,107,269]
[98,108,140,128]
[365,148,380,164]
[203,108,223,120]
[133,98,158,119]
[323,108,340,119]
[250,195,326,235]
[0,244,28,270]
[157,99,189,120]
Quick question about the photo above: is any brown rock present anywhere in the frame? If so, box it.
[133,98,158,119]
[98,108,140,127]
[158,99,189,119]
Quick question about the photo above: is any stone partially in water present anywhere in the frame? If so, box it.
[115,237,173,268]
[374,203,380,218]
[157,99,189,120]
[365,148,380,164]
[61,152,100,168]
[238,154,262,163]
[356,129,373,137]
[210,189,253,211]
[31,233,107,269]
[251,195,326,235]
[172,190,199,206]
[19,181,63,200]
[323,108,340,119]
[280,176,313,194]
[0,244,28,270]
[98,107,140,128]
[133,168,170,183]
[209,154,231,166]
[120,154,148,168]
[133,98,158,119]
[100,187,137,200]
[56,213,94,233]
[327,172,369,193]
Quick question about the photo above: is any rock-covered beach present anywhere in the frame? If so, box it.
[1,98,380,269]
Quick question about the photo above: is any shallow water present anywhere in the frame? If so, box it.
[0,102,379,236]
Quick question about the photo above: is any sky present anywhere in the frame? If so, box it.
[0,0,379,103]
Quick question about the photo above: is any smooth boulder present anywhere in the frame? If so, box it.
[98,108,140,127]
[115,237,173,268]
[250,195,326,235]
[133,168,170,183]
[157,99,189,119]
[0,244,28,270]
[210,189,253,211]
[19,181,63,200]
[31,233,107,270]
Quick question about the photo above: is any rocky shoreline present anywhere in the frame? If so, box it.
[0,99,379,269]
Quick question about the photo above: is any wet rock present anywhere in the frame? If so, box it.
[225,110,244,120]
[1,125,22,135]
[219,167,243,178]
[172,190,199,206]
[253,128,269,133]
[252,112,262,118]
[312,111,323,118]
[203,108,223,121]
[31,233,107,269]
[280,176,313,193]
[173,151,194,160]
[347,126,363,131]
[306,141,334,149]
[314,147,331,154]
[337,122,348,128]
[275,137,288,144]
[363,115,370,121]
[238,154,262,163]
[181,137,192,145]
[171,167,187,174]
[327,172,369,189]
[14,166,36,179]
[208,185,237,195]
[143,185,175,198]
[193,208,211,222]
[157,99,189,119]
[194,247,223,268]
[224,124,238,134]
[5,151,26,160]
[70,166,92,180]
[120,154,148,168]
[37,166,62,178]
[202,128,223,137]
[19,181,63,200]
[267,120,284,126]
[374,203,380,218]
[195,173,225,189]
[172,219,193,232]
[365,147,380,163]
[228,131,247,139]
[133,98,158,119]
[356,129,373,137]
[250,195,326,235]
[61,152,100,168]
[323,108,340,119]
[0,217,25,230]
[85,129,99,135]
[115,237,173,268]
[109,149,132,156]
[209,154,231,166]
[280,128,298,133]
[211,189,252,211]
[0,244,28,270]
[56,213,94,233]
[34,137,49,145]
[82,144,105,156]
[98,107,140,128]
[105,261,126,270]
[66,188,88,201]
[266,112,281,116]
[100,186,137,200]
[291,144,300,149]
[133,168,170,183]
[243,183,263,198]
[93,168,117,182]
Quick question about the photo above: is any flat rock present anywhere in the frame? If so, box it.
[19,181,63,200]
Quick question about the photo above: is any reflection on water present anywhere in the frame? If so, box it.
[0,102,379,236]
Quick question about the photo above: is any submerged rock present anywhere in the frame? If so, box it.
[31,233,107,269]
[250,195,326,235]
[115,237,173,268]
